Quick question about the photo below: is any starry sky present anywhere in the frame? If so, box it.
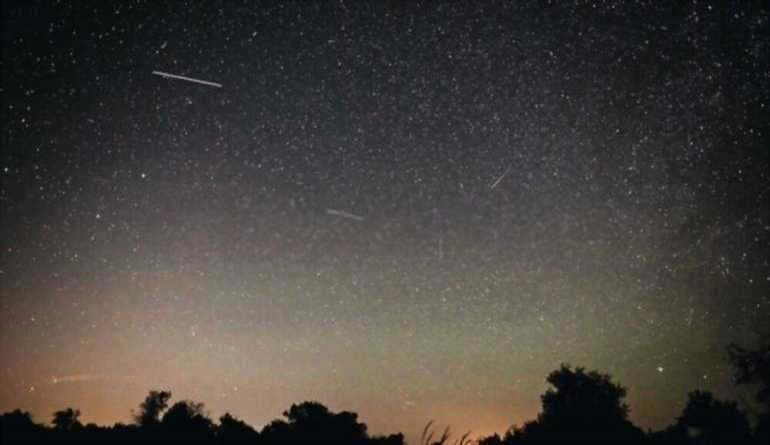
[1,1,768,441]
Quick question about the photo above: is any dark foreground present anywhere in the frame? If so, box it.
[2,343,768,445]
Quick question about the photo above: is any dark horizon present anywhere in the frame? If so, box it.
[1,1,768,443]
[3,349,769,444]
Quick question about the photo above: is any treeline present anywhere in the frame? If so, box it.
[1,396,405,445]
[1,343,767,445]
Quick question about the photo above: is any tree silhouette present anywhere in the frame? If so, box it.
[161,400,213,435]
[678,391,751,444]
[477,433,505,445]
[217,412,260,444]
[728,342,770,439]
[8,362,770,445]
[1,410,45,444]
[135,389,172,427]
[261,401,370,445]
[1,409,36,430]
[503,365,645,443]
[541,365,628,425]
[368,433,406,445]
[1,409,43,438]
[284,401,334,425]
[728,343,770,407]
[654,390,752,445]
[52,407,81,431]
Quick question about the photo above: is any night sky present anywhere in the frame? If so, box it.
[1,1,768,441]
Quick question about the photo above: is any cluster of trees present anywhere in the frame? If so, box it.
[0,392,405,445]
[1,343,767,444]
[477,343,769,445]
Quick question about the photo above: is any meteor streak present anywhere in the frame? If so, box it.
[152,70,222,88]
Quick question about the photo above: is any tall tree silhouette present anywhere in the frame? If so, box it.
[135,390,172,427]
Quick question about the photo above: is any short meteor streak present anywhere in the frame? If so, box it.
[326,208,365,222]
[51,374,105,384]
[152,70,222,88]
[489,165,512,190]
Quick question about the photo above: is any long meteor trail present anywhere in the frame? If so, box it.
[152,70,222,88]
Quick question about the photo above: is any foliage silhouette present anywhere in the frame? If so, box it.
[51,408,81,431]
[477,433,505,445]
[0,409,45,443]
[162,400,213,432]
[218,412,260,444]
[652,390,753,445]
[160,400,215,443]
[728,344,770,402]
[368,432,407,445]
[506,364,646,444]
[680,390,750,444]
[2,348,769,445]
[260,401,371,444]
[419,420,470,445]
[0,410,38,432]
[728,342,770,442]
[135,389,172,427]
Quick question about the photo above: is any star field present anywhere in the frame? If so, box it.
[1,1,768,441]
